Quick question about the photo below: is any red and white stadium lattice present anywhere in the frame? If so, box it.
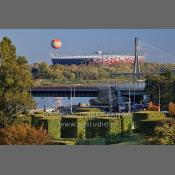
[51,54,145,66]
[89,55,145,65]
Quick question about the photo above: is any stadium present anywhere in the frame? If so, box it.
[51,51,145,66]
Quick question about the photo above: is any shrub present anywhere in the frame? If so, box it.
[61,117,77,138]
[0,124,51,145]
[133,111,165,131]
[168,102,175,117]
[34,111,44,114]
[76,138,106,145]
[121,114,133,136]
[138,119,164,135]
[73,107,101,113]
[147,119,175,144]
[31,114,133,141]
[17,115,32,126]
[86,118,110,138]
[31,116,61,139]
[76,117,90,138]
[147,101,160,111]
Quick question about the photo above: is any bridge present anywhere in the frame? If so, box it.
[31,86,99,97]
[31,83,145,98]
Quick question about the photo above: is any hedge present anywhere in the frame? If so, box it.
[133,111,165,131]
[46,118,61,139]
[120,114,133,136]
[73,107,102,113]
[31,116,61,139]
[31,113,133,142]
[18,115,32,126]
[76,138,106,145]
[61,117,77,138]
[138,119,164,136]
[76,117,90,138]
[105,117,122,143]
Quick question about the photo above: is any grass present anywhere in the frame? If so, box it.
[117,133,146,145]
[50,133,146,145]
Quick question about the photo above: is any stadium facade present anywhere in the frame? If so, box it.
[51,52,145,66]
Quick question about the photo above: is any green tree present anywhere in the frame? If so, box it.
[0,37,35,126]
[38,62,51,79]
[145,71,175,110]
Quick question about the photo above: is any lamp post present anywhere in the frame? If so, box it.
[108,79,112,113]
[70,87,73,113]
[128,80,131,113]
[157,84,161,112]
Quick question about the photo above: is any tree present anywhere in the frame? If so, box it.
[0,37,35,126]
[38,62,51,79]
[145,71,175,110]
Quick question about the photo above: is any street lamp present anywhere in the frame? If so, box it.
[108,80,112,113]
[70,87,73,113]
[157,84,161,112]
[128,80,131,113]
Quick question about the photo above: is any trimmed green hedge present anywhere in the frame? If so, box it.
[31,113,133,142]
[121,114,133,136]
[133,111,165,131]
[76,117,90,138]
[18,115,32,126]
[86,118,109,138]
[76,138,106,145]
[31,116,61,139]
[73,107,102,113]
[47,118,61,139]
[138,119,164,135]
[105,117,122,143]
[61,117,77,138]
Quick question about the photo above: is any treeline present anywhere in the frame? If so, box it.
[30,62,133,81]
[30,62,175,82]
[145,71,175,110]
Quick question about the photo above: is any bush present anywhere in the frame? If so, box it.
[86,118,110,138]
[147,101,160,111]
[61,117,77,138]
[0,124,51,145]
[73,107,101,113]
[168,102,175,117]
[17,115,32,126]
[133,111,165,131]
[147,119,175,144]
[31,114,133,141]
[31,116,61,139]
[121,114,133,136]
[76,138,106,145]
[138,119,164,135]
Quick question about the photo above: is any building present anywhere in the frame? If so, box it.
[51,51,145,66]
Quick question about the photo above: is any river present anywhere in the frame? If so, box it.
[34,97,94,109]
